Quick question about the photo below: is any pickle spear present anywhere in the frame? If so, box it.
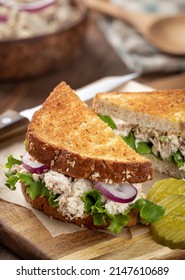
[151,194,185,249]
[147,178,185,203]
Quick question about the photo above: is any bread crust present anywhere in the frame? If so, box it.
[26,81,152,184]
[21,183,139,229]
[93,89,185,134]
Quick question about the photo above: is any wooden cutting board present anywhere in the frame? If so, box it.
[1,74,185,260]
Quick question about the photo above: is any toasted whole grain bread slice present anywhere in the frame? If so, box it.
[93,89,185,135]
[26,81,152,184]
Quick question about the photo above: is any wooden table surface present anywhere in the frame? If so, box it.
[0,14,182,260]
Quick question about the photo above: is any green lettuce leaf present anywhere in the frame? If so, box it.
[83,189,105,214]
[5,155,22,169]
[83,189,129,233]
[83,190,165,233]
[5,174,19,190]
[107,213,129,233]
[136,142,152,154]
[93,213,107,226]
[18,173,58,207]
[5,173,59,207]
[18,173,45,200]
[4,155,59,208]
[122,132,136,150]
[131,198,165,223]
[172,150,184,168]
[122,133,152,155]
[6,171,59,207]
[98,115,117,129]
[48,193,60,207]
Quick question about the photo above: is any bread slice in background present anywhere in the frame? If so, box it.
[93,89,185,178]
[93,89,185,135]
[26,81,152,184]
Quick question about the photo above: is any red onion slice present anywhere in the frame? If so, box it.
[94,181,137,203]
[22,152,50,174]
[0,15,7,22]
[0,0,57,12]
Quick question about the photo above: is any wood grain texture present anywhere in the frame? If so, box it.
[61,233,185,260]
[0,199,114,260]
[0,243,20,260]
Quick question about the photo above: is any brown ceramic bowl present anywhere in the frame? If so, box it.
[0,0,87,79]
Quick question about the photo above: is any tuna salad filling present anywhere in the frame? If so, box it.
[99,115,185,171]
[4,154,164,233]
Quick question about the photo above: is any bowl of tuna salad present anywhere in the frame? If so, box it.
[0,0,87,79]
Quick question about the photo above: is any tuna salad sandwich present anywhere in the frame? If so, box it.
[4,82,164,233]
[93,89,185,179]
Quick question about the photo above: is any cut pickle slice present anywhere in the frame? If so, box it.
[147,178,185,203]
[151,194,185,249]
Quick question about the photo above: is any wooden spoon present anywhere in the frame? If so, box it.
[86,0,185,55]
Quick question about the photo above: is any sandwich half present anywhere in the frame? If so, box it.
[5,82,164,233]
[93,89,185,179]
